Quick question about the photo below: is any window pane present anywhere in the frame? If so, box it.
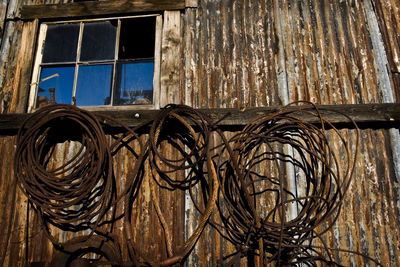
[36,66,75,108]
[119,17,155,60]
[75,65,112,106]
[113,61,154,105]
[80,21,117,62]
[42,24,80,63]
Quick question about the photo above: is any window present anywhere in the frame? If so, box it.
[28,15,161,111]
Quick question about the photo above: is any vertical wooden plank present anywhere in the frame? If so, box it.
[0,137,19,266]
[27,23,46,113]
[0,1,7,112]
[160,10,182,107]
[153,15,162,109]
[0,21,20,114]
[8,20,38,113]
[5,0,18,19]
[0,0,7,37]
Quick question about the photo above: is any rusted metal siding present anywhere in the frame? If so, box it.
[317,128,400,266]
[371,0,400,102]
[0,0,399,266]
[181,0,400,265]
[377,0,400,75]
[183,0,285,108]
[182,0,396,107]
[183,129,400,266]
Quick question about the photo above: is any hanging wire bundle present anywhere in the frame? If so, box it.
[214,103,359,265]
[13,102,380,266]
[13,104,114,244]
[124,105,218,266]
[148,104,212,190]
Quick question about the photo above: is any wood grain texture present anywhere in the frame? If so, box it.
[160,10,182,106]
[20,0,186,20]
[13,20,38,113]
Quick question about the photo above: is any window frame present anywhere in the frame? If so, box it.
[28,14,162,112]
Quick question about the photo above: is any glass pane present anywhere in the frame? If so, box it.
[80,21,117,62]
[113,61,154,105]
[36,66,75,108]
[119,17,155,60]
[75,65,112,106]
[42,24,80,63]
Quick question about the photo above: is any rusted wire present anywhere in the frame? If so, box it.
[148,104,212,190]
[13,102,381,266]
[14,104,114,246]
[214,102,363,266]
[123,104,218,266]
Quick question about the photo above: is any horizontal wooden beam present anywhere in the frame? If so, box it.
[1,103,400,136]
[20,0,186,20]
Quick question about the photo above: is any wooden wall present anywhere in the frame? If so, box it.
[0,0,399,266]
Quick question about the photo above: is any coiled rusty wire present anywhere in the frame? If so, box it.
[14,104,114,245]
[148,104,212,190]
[13,102,381,266]
[214,102,360,266]
[123,104,218,266]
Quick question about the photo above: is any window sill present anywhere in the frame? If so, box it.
[76,104,158,112]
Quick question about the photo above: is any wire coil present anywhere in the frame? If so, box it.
[12,102,379,266]
[215,103,358,265]
[14,104,113,241]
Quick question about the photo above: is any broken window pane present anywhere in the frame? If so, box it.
[119,17,155,60]
[80,21,117,62]
[75,64,113,106]
[42,24,80,63]
[36,66,75,107]
[113,61,154,105]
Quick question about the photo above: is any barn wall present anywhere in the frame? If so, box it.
[0,0,399,266]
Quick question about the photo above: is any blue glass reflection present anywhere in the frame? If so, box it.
[114,61,154,105]
[36,66,75,107]
[75,65,112,106]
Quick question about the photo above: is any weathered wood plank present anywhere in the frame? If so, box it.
[0,0,7,33]
[12,20,39,113]
[20,0,186,20]
[160,10,181,107]
[1,103,399,135]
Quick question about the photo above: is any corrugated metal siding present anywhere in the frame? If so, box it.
[376,0,400,71]
[317,128,400,266]
[0,0,399,266]
[183,0,396,107]
[181,0,400,265]
[371,0,400,102]
[184,129,400,266]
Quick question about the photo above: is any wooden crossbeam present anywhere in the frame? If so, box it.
[1,103,399,136]
[20,0,186,20]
